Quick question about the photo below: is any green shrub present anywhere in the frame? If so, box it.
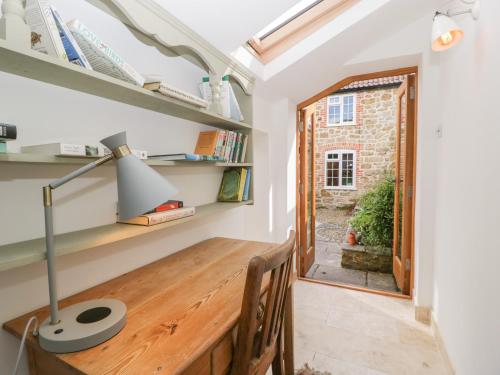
[350,176,395,248]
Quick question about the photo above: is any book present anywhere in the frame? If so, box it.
[149,153,223,161]
[220,75,231,118]
[194,131,219,156]
[218,167,247,202]
[0,123,17,141]
[240,135,248,163]
[67,19,145,86]
[21,143,86,156]
[51,7,92,69]
[243,168,252,201]
[144,81,208,108]
[118,206,195,226]
[25,0,68,62]
[228,80,244,121]
[146,200,183,214]
[199,77,212,104]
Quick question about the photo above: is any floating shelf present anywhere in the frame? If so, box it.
[0,40,251,131]
[0,200,253,272]
[0,153,253,167]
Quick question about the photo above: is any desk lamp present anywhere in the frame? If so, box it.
[37,131,177,353]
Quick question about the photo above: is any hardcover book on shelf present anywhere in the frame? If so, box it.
[118,206,195,226]
[194,131,219,156]
[144,80,208,108]
[25,0,68,62]
[51,7,92,69]
[243,168,252,201]
[218,167,248,202]
[67,19,145,87]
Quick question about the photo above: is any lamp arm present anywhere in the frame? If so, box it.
[43,154,113,325]
[49,154,114,189]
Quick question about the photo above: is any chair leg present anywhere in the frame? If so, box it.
[272,330,284,375]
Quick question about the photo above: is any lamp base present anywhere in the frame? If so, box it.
[38,299,126,353]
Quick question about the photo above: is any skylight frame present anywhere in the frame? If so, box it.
[247,0,360,63]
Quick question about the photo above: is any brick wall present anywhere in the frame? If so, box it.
[315,87,397,208]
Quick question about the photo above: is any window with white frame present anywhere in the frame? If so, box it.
[327,94,356,125]
[325,150,356,189]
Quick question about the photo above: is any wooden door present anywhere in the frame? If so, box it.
[392,75,416,295]
[298,108,316,276]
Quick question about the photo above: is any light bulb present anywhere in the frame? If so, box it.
[440,32,453,45]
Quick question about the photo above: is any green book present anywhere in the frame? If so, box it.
[218,168,247,202]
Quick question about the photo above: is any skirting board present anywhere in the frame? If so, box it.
[431,315,456,375]
[415,305,431,324]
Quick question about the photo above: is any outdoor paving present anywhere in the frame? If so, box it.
[308,208,399,293]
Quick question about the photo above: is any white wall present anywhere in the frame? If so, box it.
[431,1,500,373]
[0,2,285,374]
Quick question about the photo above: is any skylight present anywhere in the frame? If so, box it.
[247,0,360,63]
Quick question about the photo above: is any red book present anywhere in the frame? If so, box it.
[147,200,183,213]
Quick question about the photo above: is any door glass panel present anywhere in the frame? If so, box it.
[396,93,407,260]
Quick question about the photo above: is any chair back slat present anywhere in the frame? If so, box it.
[231,231,296,375]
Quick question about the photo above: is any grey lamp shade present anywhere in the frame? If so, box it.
[101,132,177,220]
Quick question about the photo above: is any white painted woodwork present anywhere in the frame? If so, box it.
[0,0,31,48]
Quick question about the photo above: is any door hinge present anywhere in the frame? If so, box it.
[299,183,304,195]
[408,185,413,198]
[409,86,416,100]
[405,259,411,270]
[298,120,304,132]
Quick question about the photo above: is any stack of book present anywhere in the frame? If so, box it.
[194,130,248,163]
[118,200,195,226]
[0,123,17,154]
[24,1,212,109]
[218,167,252,202]
[21,143,148,160]
[25,0,143,86]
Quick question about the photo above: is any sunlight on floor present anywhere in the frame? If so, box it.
[290,281,449,374]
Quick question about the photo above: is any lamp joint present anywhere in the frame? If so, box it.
[43,186,53,207]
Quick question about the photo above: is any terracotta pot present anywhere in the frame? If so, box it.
[348,232,357,246]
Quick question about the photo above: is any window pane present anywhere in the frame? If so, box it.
[328,104,340,124]
[328,96,341,104]
[343,95,354,122]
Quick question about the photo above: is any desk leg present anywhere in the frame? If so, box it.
[284,282,294,375]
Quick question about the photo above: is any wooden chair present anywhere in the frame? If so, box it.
[231,231,296,375]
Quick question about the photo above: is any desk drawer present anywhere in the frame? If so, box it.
[183,332,233,375]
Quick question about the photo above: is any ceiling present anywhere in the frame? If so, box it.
[153,0,304,53]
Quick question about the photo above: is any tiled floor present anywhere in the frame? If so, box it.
[291,280,449,374]
[306,240,399,293]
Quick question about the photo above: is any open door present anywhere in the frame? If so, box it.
[298,108,316,276]
[393,75,416,295]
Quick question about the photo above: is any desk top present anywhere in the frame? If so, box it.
[3,237,277,374]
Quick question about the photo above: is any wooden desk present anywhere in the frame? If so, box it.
[3,237,294,375]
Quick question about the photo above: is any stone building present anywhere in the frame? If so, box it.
[315,76,403,209]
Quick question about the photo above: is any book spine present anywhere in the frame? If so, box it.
[243,168,252,201]
[148,207,195,225]
[240,135,248,163]
[214,130,223,158]
[0,123,17,140]
[25,0,68,61]
[51,7,92,69]
[67,19,144,86]
[233,133,242,163]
